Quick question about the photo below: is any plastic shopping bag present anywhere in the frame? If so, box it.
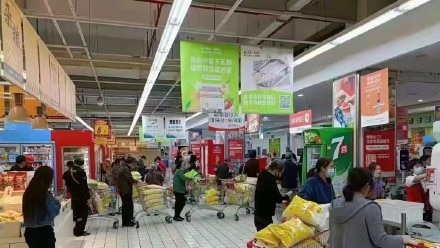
[282,195,326,227]
[184,170,199,179]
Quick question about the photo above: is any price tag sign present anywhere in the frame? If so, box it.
[93,119,110,136]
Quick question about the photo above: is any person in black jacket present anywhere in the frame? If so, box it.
[117,157,138,227]
[254,161,290,231]
[9,155,34,171]
[63,157,91,237]
[281,152,299,194]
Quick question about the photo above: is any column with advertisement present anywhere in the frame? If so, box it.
[363,130,396,182]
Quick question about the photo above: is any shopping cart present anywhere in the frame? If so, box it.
[247,230,330,248]
[88,187,120,229]
[133,183,173,228]
[184,178,226,222]
[220,179,255,221]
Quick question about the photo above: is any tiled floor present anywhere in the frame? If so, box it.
[58,204,257,248]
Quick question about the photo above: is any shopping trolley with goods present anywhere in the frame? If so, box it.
[221,179,255,221]
[184,177,226,222]
[133,183,173,228]
[88,187,120,229]
[247,230,330,248]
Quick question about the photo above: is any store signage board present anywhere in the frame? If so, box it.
[363,130,396,177]
[1,0,24,88]
[360,68,390,127]
[107,131,116,145]
[58,73,66,114]
[332,74,357,128]
[240,46,294,114]
[93,119,111,136]
[268,138,281,156]
[408,112,434,129]
[228,138,244,160]
[208,113,245,132]
[70,82,76,120]
[49,55,60,109]
[23,18,40,99]
[396,107,408,144]
[289,110,312,134]
[164,116,186,139]
[38,39,51,104]
[180,41,239,113]
[246,114,260,133]
[141,115,165,139]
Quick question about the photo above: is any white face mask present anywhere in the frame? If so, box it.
[326,168,335,177]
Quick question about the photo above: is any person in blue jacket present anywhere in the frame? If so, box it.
[22,166,61,248]
[299,157,336,204]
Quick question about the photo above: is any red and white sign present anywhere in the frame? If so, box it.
[208,113,245,132]
[212,144,225,166]
[190,143,202,159]
[228,139,244,160]
[289,110,312,134]
[246,114,260,133]
[363,130,395,177]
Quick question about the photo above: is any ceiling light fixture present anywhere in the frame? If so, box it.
[186,112,203,121]
[298,94,304,97]
[418,99,424,102]
[75,116,93,131]
[127,0,192,136]
[293,0,431,67]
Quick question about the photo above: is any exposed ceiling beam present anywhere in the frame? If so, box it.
[207,0,244,41]
[24,12,319,45]
[133,0,353,24]
[247,0,314,45]
[293,23,346,56]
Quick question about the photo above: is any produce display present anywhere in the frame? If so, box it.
[0,210,23,222]
[251,196,330,248]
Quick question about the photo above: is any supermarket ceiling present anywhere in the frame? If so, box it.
[16,0,399,136]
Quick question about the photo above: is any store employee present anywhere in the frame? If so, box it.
[9,155,34,171]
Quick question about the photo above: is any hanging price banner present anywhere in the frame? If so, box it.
[93,119,111,136]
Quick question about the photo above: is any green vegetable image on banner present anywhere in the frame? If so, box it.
[180,41,240,113]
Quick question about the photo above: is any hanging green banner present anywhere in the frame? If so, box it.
[269,138,281,157]
[180,41,240,113]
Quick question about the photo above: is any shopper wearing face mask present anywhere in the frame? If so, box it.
[405,158,432,222]
[254,161,290,231]
[367,162,385,199]
[299,158,336,204]
[329,168,416,248]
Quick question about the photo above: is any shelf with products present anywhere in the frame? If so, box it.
[22,144,54,169]
[62,147,91,178]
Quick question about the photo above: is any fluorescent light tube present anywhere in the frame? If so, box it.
[186,112,202,121]
[397,0,430,12]
[168,0,192,25]
[75,116,93,131]
[294,0,432,67]
[158,25,179,53]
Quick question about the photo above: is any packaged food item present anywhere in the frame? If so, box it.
[145,184,163,189]
[97,182,109,190]
[269,218,314,248]
[131,171,142,181]
[87,179,99,188]
[205,188,219,198]
[3,173,15,188]
[283,195,326,227]
[144,193,163,201]
[145,197,164,206]
[255,225,280,247]
[13,172,27,191]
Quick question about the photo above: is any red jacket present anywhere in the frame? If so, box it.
[158,161,167,173]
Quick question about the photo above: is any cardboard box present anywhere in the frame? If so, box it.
[0,222,21,238]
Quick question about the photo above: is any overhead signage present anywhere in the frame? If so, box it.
[141,115,165,139]
[23,18,40,99]
[332,74,357,128]
[360,68,390,127]
[165,116,186,139]
[363,130,395,177]
[240,46,294,114]
[268,138,281,156]
[49,54,60,109]
[246,114,260,133]
[180,41,239,113]
[208,113,245,132]
[38,39,51,104]
[289,110,312,134]
[92,119,111,145]
[1,0,24,87]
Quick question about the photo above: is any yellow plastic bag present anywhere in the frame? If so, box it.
[142,188,162,195]
[144,192,163,201]
[146,204,165,211]
[145,197,164,206]
[206,188,219,198]
[255,224,280,247]
[207,195,219,202]
[269,218,314,248]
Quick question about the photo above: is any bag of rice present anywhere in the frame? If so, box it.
[269,218,314,248]
[255,225,280,247]
[282,195,325,227]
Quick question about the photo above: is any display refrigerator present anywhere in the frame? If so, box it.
[62,147,91,178]
[302,127,353,196]
[0,144,20,171]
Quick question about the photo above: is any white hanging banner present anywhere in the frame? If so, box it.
[141,115,165,139]
[208,113,245,132]
[165,116,186,139]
